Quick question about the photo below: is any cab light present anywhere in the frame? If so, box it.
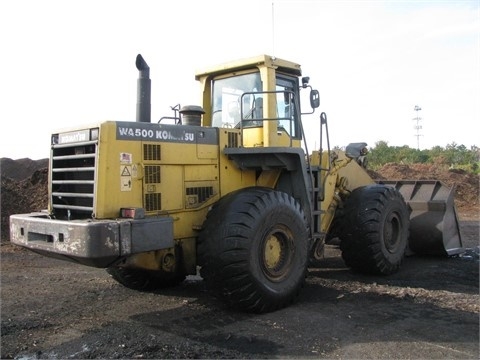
[90,128,99,141]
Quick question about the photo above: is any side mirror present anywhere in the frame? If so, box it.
[310,89,320,109]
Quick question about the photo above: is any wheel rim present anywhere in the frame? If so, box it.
[384,212,402,253]
[261,226,294,281]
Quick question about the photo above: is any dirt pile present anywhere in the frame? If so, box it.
[368,163,479,219]
[1,159,478,241]
[1,169,48,241]
[1,157,48,181]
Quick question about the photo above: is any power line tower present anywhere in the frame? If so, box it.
[412,105,423,150]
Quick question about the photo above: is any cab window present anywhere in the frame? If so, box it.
[212,72,262,128]
[276,75,299,138]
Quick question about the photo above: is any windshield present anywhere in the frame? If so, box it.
[211,71,300,139]
[212,72,262,128]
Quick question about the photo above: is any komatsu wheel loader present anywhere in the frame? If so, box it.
[10,54,463,313]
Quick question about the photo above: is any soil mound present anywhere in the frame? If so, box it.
[1,167,48,240]
[1,157,48,181]
[368,163,479,220]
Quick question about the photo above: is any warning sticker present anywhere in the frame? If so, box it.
[121,166,131,176]
[120,165,132,191]
[120,177,132,191]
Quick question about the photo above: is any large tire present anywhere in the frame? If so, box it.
[106,266,186,291]
[339,185,410,275]
[197,187,309,313]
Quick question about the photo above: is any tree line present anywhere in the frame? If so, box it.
[363,141,480,173]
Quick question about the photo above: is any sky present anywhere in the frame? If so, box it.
[0,0,479,160]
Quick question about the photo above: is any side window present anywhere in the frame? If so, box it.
[276,76,299,138]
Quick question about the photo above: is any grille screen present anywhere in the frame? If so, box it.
[145,193,161,211]
[227,132,239,148]
[186,186,214,203]
[144,166,161,184]
[144,144,161,160]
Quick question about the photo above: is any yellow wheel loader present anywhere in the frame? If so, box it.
[10,54,463,313]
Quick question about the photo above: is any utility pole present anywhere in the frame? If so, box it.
[413,105,423,150]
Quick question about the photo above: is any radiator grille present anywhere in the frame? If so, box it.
[145,193,161,211]
[51,140,97,219]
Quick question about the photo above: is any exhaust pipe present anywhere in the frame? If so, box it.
[135,54,151,123]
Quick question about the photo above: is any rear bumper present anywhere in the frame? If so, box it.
[9,212,174,268]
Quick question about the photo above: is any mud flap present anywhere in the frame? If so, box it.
[377,180,463,256]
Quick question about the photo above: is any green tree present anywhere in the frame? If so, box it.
[365,141,478,173]
[368,141,396,168]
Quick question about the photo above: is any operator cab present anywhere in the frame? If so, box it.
[195,55,319,148]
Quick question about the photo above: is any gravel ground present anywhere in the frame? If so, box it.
[1,220,478,359]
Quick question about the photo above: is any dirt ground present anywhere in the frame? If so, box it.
[1,159,479,359]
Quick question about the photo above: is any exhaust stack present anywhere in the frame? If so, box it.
[135,54,151,123]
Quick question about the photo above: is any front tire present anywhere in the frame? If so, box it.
[197,187,309,313]
[339,185,410,275]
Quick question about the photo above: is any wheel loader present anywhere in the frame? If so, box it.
[9,54,463,313]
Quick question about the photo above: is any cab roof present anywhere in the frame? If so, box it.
[195,54,302,80]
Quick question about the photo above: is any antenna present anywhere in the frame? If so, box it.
[271,1,275,56]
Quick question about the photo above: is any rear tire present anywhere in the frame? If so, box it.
[106,266,185,290]
[197,187,309,313]
[339,185,410,275]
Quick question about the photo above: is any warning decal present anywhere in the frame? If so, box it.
[120,165,132,191]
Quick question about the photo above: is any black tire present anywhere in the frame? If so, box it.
[197,187,309,313]
[339,185,410,275]
[106,266,186,291]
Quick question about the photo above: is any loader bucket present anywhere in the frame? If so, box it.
[377,180,463,257]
